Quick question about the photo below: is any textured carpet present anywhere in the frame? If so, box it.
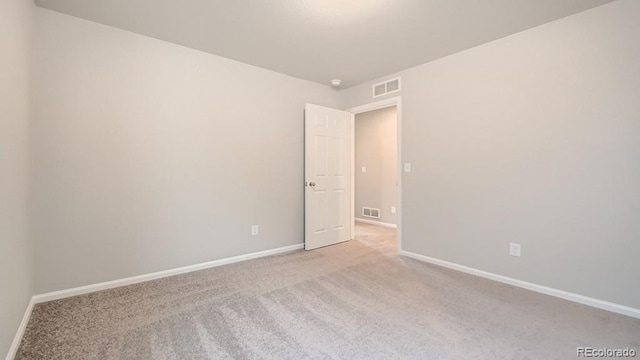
[16,224,640,359]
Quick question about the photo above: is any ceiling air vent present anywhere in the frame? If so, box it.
[372,77,401,98]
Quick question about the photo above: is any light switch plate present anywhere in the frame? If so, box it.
[404,163,412,173]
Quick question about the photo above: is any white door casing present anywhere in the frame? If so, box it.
[347,96,402,253]
[304,103,352,250]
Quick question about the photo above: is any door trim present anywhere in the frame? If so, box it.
[347,96,402,253]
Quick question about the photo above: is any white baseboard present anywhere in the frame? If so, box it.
[399,250,640,319]
[33,243,303,304]
[355,218,397,229]
[5,297,35,360]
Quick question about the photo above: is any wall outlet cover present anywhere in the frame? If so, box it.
[509,242,521,257]
[251,225,259,236]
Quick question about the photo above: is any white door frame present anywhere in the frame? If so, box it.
[347,96,402,253]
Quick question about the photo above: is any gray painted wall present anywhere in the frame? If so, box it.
[32,9,341,293]
[355,106,397,225]
[342,0,640,309]
[0,0,34,356]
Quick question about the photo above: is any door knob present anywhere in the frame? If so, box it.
[309,182,316,187]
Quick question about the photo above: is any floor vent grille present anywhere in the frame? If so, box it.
[362,207,380,219]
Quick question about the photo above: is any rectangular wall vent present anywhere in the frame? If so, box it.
[372,77,401,98]
[362,207,380,219]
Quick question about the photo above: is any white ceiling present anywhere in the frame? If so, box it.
[35,0,615,88]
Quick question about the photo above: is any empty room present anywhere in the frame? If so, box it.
[1,0,639,359]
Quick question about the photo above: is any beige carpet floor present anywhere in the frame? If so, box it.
[16,223,640,359]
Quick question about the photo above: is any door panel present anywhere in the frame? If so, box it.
[305,104,352,250]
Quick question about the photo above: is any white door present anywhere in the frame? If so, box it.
[305,103,352,250]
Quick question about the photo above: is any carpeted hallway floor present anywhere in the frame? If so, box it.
[16,223,640,359]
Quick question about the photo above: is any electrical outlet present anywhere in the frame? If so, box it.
[251,225,259,236]
[391,206,396,214]
[361,166,367,173]
[509,242,521,257]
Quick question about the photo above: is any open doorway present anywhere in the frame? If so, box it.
[348,97,401,252]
